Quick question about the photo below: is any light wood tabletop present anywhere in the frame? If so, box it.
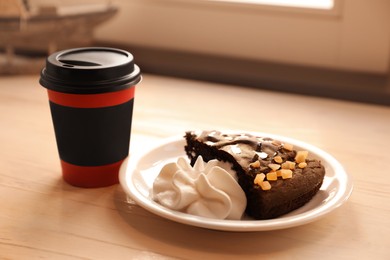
[1,74,389,259]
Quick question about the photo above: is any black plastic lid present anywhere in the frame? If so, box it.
[40,47,141,94]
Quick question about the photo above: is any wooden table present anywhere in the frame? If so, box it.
[1,74,389,259]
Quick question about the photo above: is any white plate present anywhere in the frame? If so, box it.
[119,132,353,232]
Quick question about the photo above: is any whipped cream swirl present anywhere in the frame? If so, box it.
[152,156,247,220]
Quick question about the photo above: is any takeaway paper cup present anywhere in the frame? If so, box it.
[40,47,141,188]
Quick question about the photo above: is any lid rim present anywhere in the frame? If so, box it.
[40,72,142,94]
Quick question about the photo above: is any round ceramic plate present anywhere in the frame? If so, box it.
[119,133,353,232]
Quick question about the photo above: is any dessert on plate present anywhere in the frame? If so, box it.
[184,130,326,220]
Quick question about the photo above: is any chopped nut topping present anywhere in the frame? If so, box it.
[250,160,261,168]
[281,161,296,170]
[281,169,293,179]
[295,151,309,163]
[254,173,265,185]
[272,139,282,146]
[260,181,271,190]
[268,163,281,171]
[298,162,307,168]
[266,171,278,181]
[251,144,310,187]
[283,143,294,151]
[274,155,283,163]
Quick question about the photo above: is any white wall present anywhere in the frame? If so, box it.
[95,0,390,74]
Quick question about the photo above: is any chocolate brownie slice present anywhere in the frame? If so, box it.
[184,130,325,220]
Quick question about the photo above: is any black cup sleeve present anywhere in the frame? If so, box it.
[49,100,133,166]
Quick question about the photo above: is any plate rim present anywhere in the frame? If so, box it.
[119,132,353,232]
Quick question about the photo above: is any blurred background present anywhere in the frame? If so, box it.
[1,0,389,105]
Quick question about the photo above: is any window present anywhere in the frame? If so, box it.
[210,0,334,10]
[96,0,390,74]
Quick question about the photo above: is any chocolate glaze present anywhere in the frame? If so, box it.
[197,130,289,175]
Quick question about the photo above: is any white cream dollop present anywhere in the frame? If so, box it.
[152,156,247,220]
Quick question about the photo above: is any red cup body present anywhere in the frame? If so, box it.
[47,87,135,187]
